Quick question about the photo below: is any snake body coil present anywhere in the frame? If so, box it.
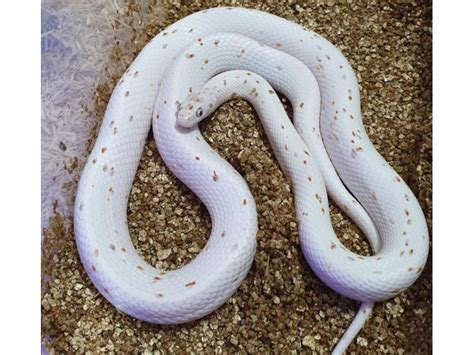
[75,7,429,353]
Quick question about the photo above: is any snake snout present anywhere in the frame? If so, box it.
[177,104,197,128]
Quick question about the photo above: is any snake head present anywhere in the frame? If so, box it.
[177,93,217,128]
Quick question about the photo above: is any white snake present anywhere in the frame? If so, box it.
[74,7,429,353]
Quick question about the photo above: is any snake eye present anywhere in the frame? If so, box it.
[195,107,204,118]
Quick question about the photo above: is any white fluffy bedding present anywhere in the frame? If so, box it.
[41,0,160,229]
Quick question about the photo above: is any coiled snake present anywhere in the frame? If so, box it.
[74,7,429,353]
